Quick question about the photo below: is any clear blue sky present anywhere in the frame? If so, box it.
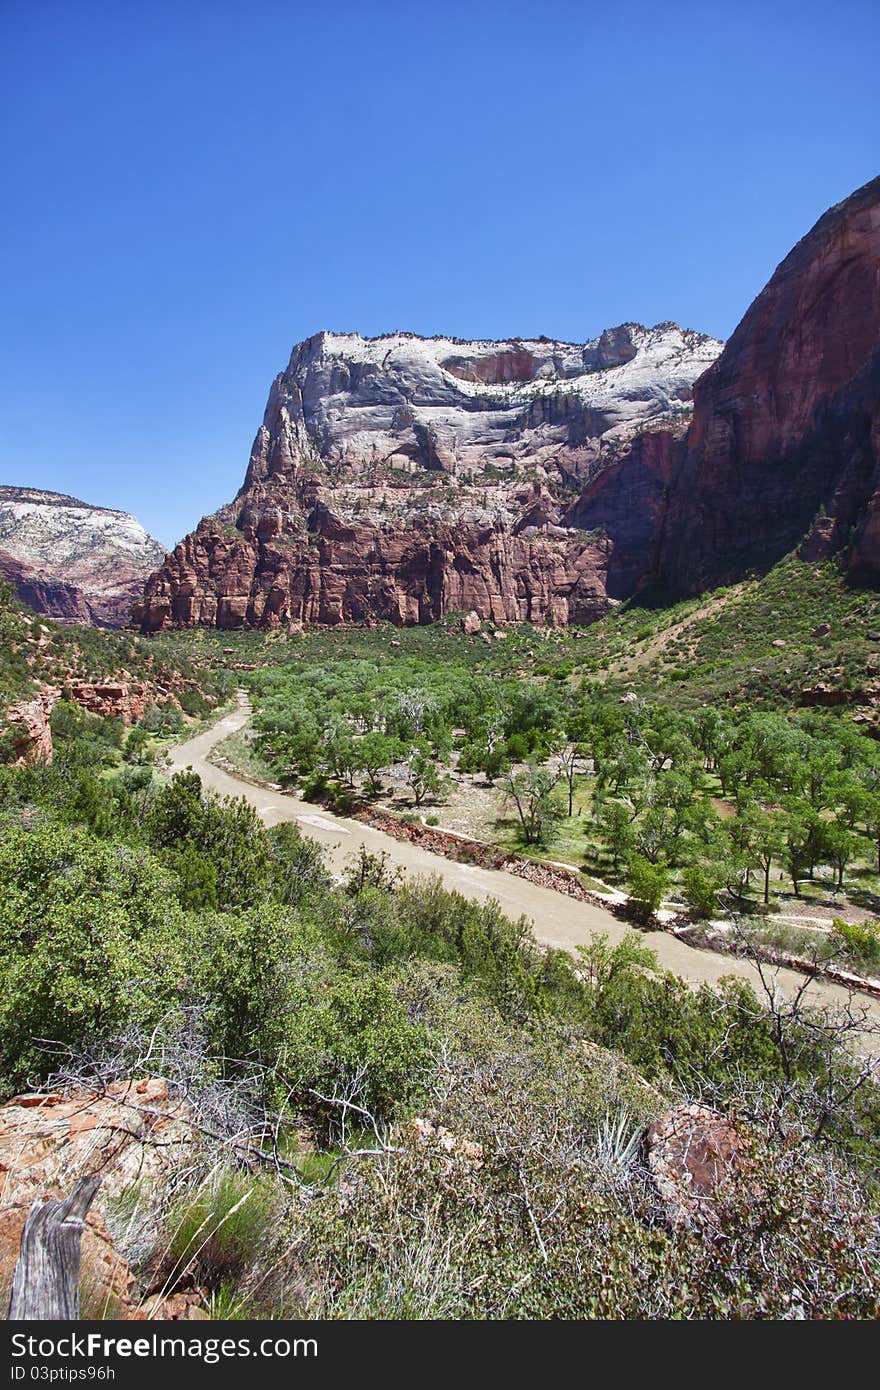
[1,0,877,548]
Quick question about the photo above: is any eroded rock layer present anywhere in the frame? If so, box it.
[0,487,165,627]
[135,175,880,630]
[134,324,721,630]
[658,175,880,593]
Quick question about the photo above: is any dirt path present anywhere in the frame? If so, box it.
[169,702,880,1019]
[612,584,752,679]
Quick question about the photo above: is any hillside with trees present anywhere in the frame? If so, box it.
[2,564,880,1316]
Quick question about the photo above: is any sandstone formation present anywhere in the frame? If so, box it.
[658,175,880,594]
[646,1103,743,1227]
[134,176,880,630]
[5,691,57,766]
[0,487,165,627]
[5,680,156,766]
[0,548,92,625]
[0,1080,203,1319]
[134,324,721,630]
[68,679,152,725]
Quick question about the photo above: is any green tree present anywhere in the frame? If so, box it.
[356,732,402,795]
[626,854,669,919]
[505,762,564,846]
[406,741,447,807]
[680,863,723,919]
[594,797,635,871]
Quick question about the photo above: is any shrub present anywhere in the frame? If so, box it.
[831,917,880,968]
[178,687,210,717]
[284,974,432,1138]
[139,704,184,735]
[0,823,187,1091]
[626,855,669,918]
[681,864,723,920]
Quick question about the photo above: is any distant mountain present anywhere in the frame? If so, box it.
[134,322,722,630]
[134,174,880,632]
[0,486,165,627]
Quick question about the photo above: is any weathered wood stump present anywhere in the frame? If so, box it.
[7,1174,102,1320]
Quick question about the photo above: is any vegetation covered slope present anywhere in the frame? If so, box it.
[2,716,880,1317]
[3,565,880,1317]
[233,556,880,980]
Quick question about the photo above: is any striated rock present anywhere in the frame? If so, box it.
[68,681,151,725]
[0,548,92,625]
[0,487,165,628]
[135,177,880,630]
[646,1103,743,1227]
[0,1080,201,1319]
[136,513,618,630]
[0,1080,195,1212]
[135,324,720,631]
[658,175,880,595]
[5,689,59,765]
[562,429,680,597]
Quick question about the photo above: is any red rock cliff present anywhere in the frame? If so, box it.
[134,323,718,630]
[135,508,617,630]
[658,175,880,593]
[134,177,880,631]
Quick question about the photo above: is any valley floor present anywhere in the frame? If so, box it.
[171,700,880,1021]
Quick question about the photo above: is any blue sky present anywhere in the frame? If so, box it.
[1,1,877,548]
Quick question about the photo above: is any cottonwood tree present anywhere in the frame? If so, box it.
[405,741,447,806]
[505,762,564,846]
[557,739,587,818]
[356,732,402,795]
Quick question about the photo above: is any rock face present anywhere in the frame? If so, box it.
[0,487,165,627]
[646,1104,743,1227]
[0,1080,202,1319]
[5,691,56,766]
[658,175,880,594]
[68,680,152,725]
[4,681,153,766]
[0,548,91,625]
[134,324,721,630]
[135,175,880,630]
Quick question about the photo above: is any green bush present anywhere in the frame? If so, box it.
[626,855,669,918]
[831,917,880,968]
[284,974,432,1138]
[0,823,187,1090]
[681,864,723,920]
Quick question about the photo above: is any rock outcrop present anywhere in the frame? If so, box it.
[5,691,57,766]
[134,175,880,630]
[0,1080,203,1319]
[4,680,154,766]
[67,680,152,725]
[134,324,721,630]
[0,487,165,627]
[658,175,880,594]
[646,1104,743,1227]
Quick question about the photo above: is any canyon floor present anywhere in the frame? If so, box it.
[170,699,880,1020]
